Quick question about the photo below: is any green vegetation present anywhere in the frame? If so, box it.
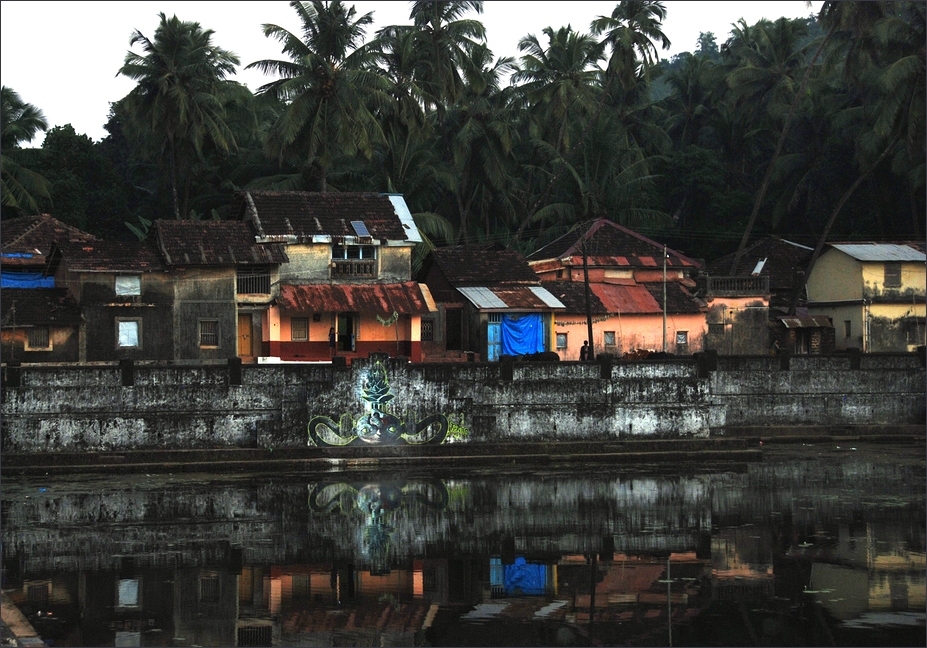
[1,1,922,260]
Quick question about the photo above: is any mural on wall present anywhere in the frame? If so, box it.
[308,480,449,575]
[308,360,451,446]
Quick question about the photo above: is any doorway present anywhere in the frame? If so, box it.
[238,313,253,357]
[337,313,355,352]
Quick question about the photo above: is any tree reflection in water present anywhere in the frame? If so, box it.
[1,444,924,646]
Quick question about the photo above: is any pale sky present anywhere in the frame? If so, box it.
[1,1,819,145]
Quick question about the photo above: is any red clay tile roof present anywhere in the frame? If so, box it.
[238,191,408,241]
[528,219,700,269]
[543,281,608,314]
[53,239,166,272]
[155,220,287,266]
[2,214,98,254]
[429,246,540,285]
[279,282,434,316]
[1,288,80,327]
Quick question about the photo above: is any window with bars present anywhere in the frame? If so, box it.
[27,327,50,350]
[421,319,435,341]
[291,317,308,341]
[199,320,219,347]
[200,575,220,602]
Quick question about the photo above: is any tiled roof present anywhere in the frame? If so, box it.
[642,282,705,314]
[155,220,287,266]
[430,246,540,285]
[544,281,608,314]
[238,191,409,241]
[0,288,80,327]
[528,219,700,269]
[53,239,166,272]
[1,214,98,262]
[279,282,436,316]
[707,236,812,290]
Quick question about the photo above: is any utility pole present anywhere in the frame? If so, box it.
[582,237,594,361]
[662,245,667,353]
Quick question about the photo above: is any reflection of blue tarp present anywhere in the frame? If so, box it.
[1,272,54,288]
[501,313,544,356]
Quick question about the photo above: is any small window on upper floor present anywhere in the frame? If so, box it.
[884,262,901,288]
[26,327,51,350]
[115,275,141,296]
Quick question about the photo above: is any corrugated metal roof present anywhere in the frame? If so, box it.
[387,195,423,243]
[590,284,662,314]
[529,286,566,309]
[458,286,510,309]
[457,286,564,310]
[279,282,434,315]
[831,244,925,262]
[780,316,833,329]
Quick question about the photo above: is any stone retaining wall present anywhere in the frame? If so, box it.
[1,352,923,452]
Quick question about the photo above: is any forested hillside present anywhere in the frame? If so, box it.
[2,1,923,264]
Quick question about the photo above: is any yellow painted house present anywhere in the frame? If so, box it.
[805,243,926,352]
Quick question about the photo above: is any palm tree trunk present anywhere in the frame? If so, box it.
[731,30,832,273]
[787,137,899,314]
[169,136,181,220]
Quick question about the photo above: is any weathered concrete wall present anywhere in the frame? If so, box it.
[1,352,923,452]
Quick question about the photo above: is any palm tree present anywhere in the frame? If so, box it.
[1,86,51,216]
[591,0,671,91]
[408,1,487,116]
[248,0,390,191]
[119,12,243,219]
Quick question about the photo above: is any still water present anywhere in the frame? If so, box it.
[2,443,924,647]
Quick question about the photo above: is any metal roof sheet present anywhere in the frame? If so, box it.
[457,286,564,310]
[529,286,566,309]
[387,195,423,243]
[780,316,833,329]
[279,282,434,315]
[589,284,663,314]
[831,244,925,262]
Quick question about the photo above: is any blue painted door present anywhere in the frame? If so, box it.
[487,315,502,362]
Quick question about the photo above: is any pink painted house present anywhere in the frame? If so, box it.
[528,219,707,359]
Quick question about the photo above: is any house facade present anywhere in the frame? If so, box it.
[528,220,706,359]
[805,242,926,352]
[0,287,81,362]
[238,191,434,363]
[419,246,565,361]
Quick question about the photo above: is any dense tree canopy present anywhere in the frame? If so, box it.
[3,1,922,262]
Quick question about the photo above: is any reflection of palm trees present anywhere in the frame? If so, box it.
[309,480,449,575]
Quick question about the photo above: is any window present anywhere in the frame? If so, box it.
[291,317,308,341]
[884,262,901,287]
[26,327,50,350]
[556,333,567,350]
[200,574,220,602]
[603,331,616,347]
[237,266,271,295]
[844,320,852,338]
[117,578,140,608]
[421,318,435,341]
[331,244,376,260]
[708,323,724,337]
[199,320,219,347]
[115,275,141,296]
[676,331,688,345]
[117,320,140,348]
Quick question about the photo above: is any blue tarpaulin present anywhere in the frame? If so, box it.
[1,272,54,288]
[501,313,545,356]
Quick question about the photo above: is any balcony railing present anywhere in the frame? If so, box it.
[332,259,376,278]
[236,271,271,295]
[704,274,769,296]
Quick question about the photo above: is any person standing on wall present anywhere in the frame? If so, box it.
[580,340,589,361]
[329,327,336,357]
